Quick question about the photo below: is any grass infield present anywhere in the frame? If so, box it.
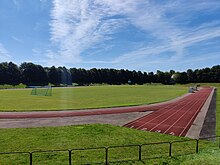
[0,85,187,112]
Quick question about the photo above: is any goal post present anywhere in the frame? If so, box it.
[30,86,52,96]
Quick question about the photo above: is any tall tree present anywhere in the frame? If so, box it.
[0,62,8,84]
[48,66,60,86]
[20,62,48,86]
[6,62,21,85]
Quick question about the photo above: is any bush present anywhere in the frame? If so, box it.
[0,83,26,89]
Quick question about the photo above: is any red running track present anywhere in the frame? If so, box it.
[0,96,182,119]
[124,87,213,137]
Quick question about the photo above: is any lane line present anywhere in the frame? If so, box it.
[162,93,207,135]
[178,88,212,136]
[124,96,193,127]
[137,94,199,130]
[132,97,193,129]
[148,96,202,132]
[124,87,213,137]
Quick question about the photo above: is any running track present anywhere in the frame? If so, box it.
[0,96,182,119]
[0,87,213,137]
[124,87,213,137]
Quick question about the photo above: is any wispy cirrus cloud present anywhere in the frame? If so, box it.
[107,0,220,70]
[11,36,23,43]
[111,23,220,70]
[48,0,220,70]
[48,0,140,65]
[0,43,11,62]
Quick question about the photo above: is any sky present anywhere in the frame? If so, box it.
[0,0,220,72]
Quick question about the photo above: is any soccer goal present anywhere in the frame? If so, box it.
[30,86,52,96]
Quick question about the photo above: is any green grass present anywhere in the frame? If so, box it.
[0,124,186,152]
[0,124,219,164]
[0,124,188,164]
[215,84,220,136]
[125,149,220,165]
[0,85,187,112]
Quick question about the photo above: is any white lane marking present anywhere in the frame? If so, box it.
[169,132,175,135]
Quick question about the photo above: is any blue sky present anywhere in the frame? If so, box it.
[0,0,220,72]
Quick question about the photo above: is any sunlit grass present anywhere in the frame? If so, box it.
[0,124,187,164]
[0,85,187,112]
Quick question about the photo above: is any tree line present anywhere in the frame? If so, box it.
[0,61,219,86]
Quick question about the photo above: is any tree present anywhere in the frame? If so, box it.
[0,62,8,84]
[186,69,195,83]
[148,72,156,83]
[164,72,172,84]
[211,65,220,82]
[61,67,72,85]
[48,66,60,86]
[57,67,72,85]
[172,72,187,84]
[20,62,48,86]
[171,72,181,83]
[1,61,220,86]
[180,72,188,84]
[69,68,79,84]
[156,70,165,84]
[7,62,21,85]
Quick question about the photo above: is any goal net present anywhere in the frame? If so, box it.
[30,86,52,96]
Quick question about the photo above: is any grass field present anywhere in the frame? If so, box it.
[0,85,187,111]
[0,84,219,164]
[0,124,219,164]
[0,124,194,164]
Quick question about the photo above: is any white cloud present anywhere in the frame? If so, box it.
[48,0,139,64]
[48,0,220,70]
[0,43,11,62]
[108,1,220,69]
[103,18,220,70]
[11,36,23,43]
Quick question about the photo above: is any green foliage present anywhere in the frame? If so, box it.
[0,83,26,89]
[20,62,48,86]
[0,62,22,85]
[1,61,220,86]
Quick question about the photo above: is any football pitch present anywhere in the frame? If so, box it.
[0,85,187,112]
